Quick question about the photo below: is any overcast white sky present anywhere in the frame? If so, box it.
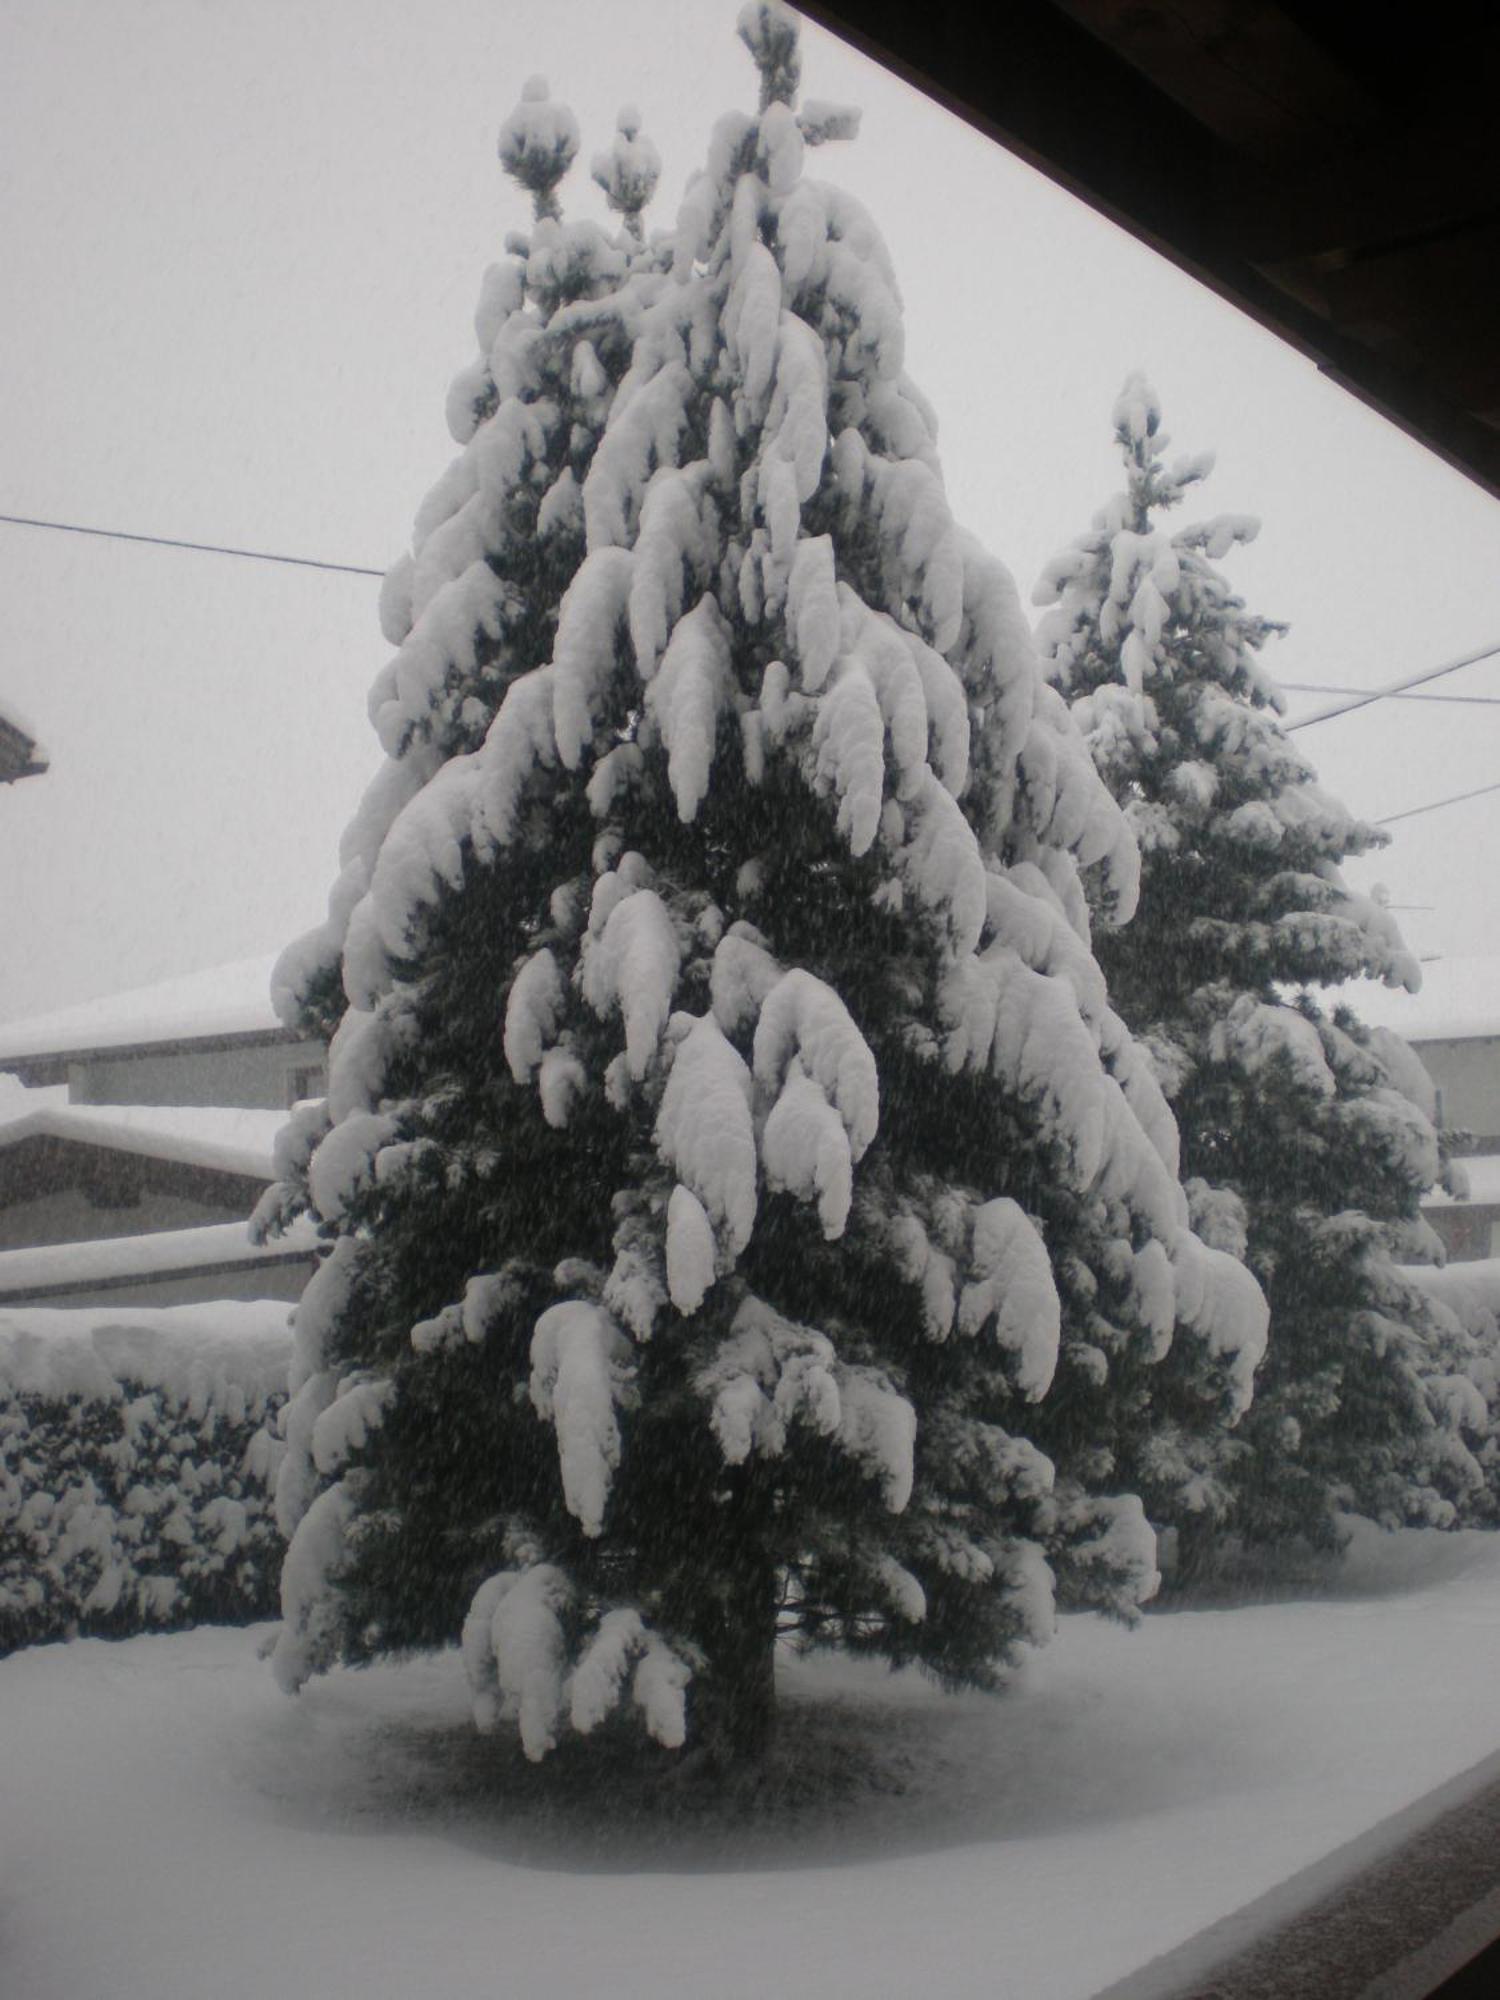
[2,0,1497,1027]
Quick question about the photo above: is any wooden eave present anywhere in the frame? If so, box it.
[799,0,1500,502]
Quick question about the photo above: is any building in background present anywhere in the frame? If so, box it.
[1341,956,1500,1261]
[0,698,47,783]
[0,957,319,1308]
[0,956,323,1108]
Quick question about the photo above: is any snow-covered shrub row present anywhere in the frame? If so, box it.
[1408,1258,1500,1343]
[1402,1259,1500,1516]
[0,1303,290,1654]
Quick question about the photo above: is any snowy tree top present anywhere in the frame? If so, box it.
[1099,372,1234,533]
[1036,374,1279,709]
[1037,380,1423,993]
[591,104,661,241]
[499,76,580,221]
[738,1,801,109]
[1112,372,1160,447]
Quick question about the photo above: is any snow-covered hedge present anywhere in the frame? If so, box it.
[1404,1259,1500,1513]
[1405,1258,1500,1342]
[0,1302,291,1653]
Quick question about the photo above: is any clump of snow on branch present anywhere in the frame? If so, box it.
[463,1571,692,1762]
[761,1058,855,1238]
[1168,1231,1270,1418]
[569,1607,690,1745]
[1209,997,1335,1100]
[695,1295,914,1510]
[529,1301,636,1536]
[957,1199,1061,1399]
[504,948,566,1082]
[710,925,782,1036]
[645,595,735,823]
[654,1012,758,1260]
[664,1184,718,1314]
[462,1564,571,1757]
[580,882,681,1081]
[273,1481,357,1692]
[309,1375,395,1477]
[753,969,879,1161]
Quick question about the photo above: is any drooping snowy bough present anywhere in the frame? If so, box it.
[1037,378,1490,1565]
[259,11,1266,1762]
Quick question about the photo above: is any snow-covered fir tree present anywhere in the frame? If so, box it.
[258,11,1266,1765]
[1036,378,1489,1567]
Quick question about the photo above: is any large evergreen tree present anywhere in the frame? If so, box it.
[258,13,1265,1765]
[1036,378,1488,1566]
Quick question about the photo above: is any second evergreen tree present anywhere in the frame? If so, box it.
[1037,378,1489,1570]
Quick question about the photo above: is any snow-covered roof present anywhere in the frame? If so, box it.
[0,1214,318,1300]
[1318,957,1500,1044]
[0,1297,292,1402]
[0,955,288,1064]
[0,1101,285,1180]
[0,1077,67,1119]
[1423,1154,1500,1209]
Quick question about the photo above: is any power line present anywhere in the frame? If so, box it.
[4,506,1499,756]
[1375,778,1500,827]
[1281,681,1500,708]
[0,511,383,580]
[1285,639,1500,731]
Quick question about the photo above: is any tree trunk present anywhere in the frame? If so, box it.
[1161,1509,1219,1598]
[692,1542,780,1768]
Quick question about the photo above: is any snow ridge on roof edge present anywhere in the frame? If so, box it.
[0,956,290,1062]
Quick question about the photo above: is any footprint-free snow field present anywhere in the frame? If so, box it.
[6,1525,1500,2000]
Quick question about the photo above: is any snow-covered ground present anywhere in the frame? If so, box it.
[6,1525,1500,2000]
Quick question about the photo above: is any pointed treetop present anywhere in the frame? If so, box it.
[1112,371,1161,449]
[738,0,801,111]
[1107,374,1229,528]
[591,104,662,242]
[499,75,581,222]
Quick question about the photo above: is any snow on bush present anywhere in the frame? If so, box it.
[1403,1259,1500,1516]
[0,1303,290,1653]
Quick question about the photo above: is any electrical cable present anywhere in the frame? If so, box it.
[1375,779,1500,827]
[5,513,1500,825]
[0,511,383,579]
[1285,640,1500,731]
[1281,682,1500,707]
